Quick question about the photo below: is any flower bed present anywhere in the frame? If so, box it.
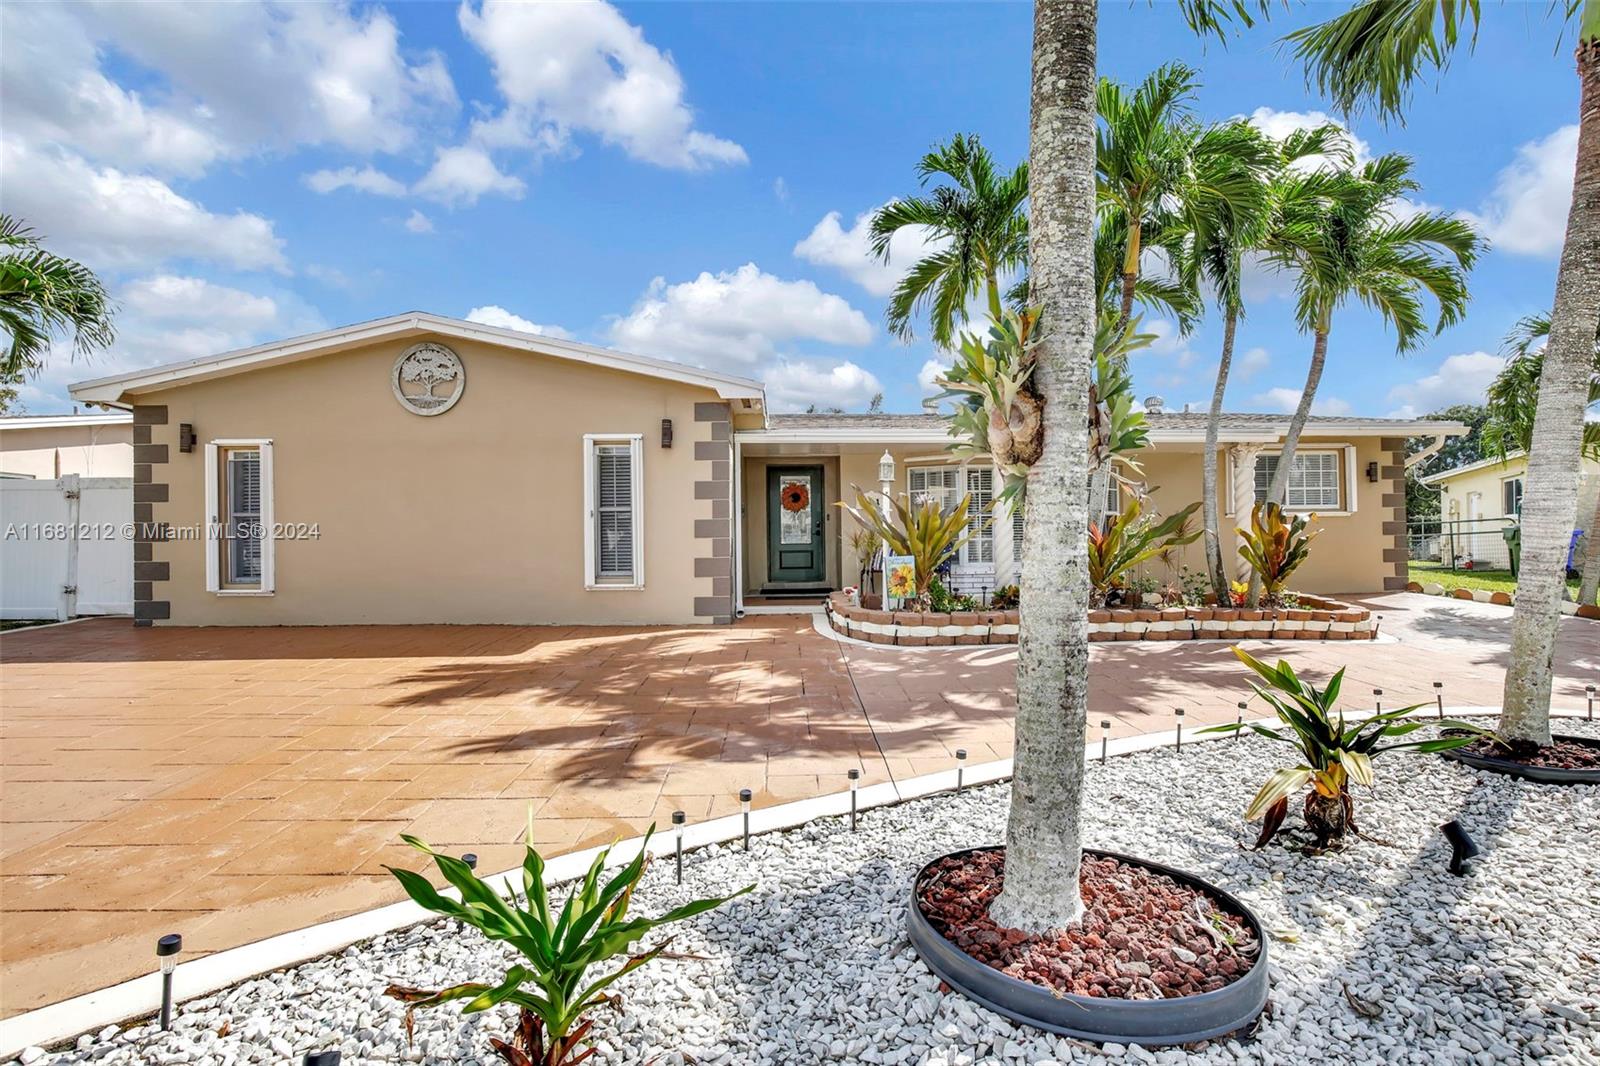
[826,592,1375,645]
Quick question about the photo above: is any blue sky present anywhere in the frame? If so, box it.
[0,1,1579,417]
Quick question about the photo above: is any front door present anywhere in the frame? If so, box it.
[767,466,826,584]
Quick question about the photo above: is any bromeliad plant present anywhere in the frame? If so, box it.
[385,825,751,1066]
[840,488,973,610]
[1202,648,1485,852]
[1086,497,1202,607]
[1236,501,1320,607]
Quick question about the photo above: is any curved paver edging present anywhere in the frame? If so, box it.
[906,846,1269,1046]
[1440,733,1600,785]
[826,592,1375,646]
[1404,580,1599,619]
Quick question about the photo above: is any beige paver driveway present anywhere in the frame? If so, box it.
[1,592,1595,1016]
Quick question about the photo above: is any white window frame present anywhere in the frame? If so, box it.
[1501,476,1524,518]
[1227,445,1355,516]
[583,434,644,590]
[204,439,274,595]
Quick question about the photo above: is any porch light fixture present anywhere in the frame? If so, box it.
[178,423,197,453]
[1434,681,1444,720]
[739,789,752,850]
[1440,820,1480,876]
[660,418,673,448]
[1174,707,1185,752]
[156,933,182,1030]
[671,810,686,884]
[847,768,861,830]
[877,449,895,487]
[1366,461,1380,483]
[954,749,967,794]
[1100,719,1111,764]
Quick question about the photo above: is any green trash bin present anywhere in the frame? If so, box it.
[1502,523,1521,578]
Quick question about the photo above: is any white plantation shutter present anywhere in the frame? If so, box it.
[1255,452,1341,510]
[965,467,994,563]
[205,439,274,594]
[595,444,634,579]
[908,466,958,509]
[227,450,263,583]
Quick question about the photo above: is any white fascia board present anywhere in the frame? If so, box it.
[68,312,767,406]
[737,427,953,445]
[0,413,133,429]
[1417,449,1526,486]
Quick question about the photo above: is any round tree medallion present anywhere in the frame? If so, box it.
[391,343,465,416]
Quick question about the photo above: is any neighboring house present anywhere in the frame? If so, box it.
[67,312,1465,627]
[0,412,133,479]
[1416,449,1599,567]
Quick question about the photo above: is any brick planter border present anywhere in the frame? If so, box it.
[1404,580,1598,619]
[824,592,1375,646]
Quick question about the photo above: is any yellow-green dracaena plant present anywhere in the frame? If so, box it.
[1086,496,1202,606]
[385,822,751,1066]
[840,487,973,608]
[1236,501,1320,605]
[1200,648,1485,850]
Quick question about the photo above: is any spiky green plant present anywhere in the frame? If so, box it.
[1236,501,1321,606]
[385,825,751,1066]
[840,488,973,609]
[1086,497,1202,606]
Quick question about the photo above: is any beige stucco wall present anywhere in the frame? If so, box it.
[1137,436,1395,594]
[1431,454,1600,522]
[134,334,725,625]
[0,423,133,479]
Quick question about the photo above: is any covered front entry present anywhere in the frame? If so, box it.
[766,465,826,585]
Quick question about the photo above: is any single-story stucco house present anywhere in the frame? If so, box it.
[66,311,1465,627]
[0,412,133,480]
[1415,448,1598,570]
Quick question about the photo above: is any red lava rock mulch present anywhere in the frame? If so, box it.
[916,849,1259,1000]
[1459,734,1600,771]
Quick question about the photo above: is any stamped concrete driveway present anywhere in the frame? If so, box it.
[1,593,1595,1015]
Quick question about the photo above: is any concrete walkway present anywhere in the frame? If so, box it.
[1,593,1594,1015]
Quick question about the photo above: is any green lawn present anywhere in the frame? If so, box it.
[1408,561,1587,603]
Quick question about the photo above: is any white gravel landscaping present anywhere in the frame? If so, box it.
[15,718,1600,1066]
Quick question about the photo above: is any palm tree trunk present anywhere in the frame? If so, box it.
[1204,307,1239,602]
[1248,326,1328,603]
[1117,221,1141,327]
[989,0,1097,935]
[1502,33,1600,744]
[1580,489,1600,606]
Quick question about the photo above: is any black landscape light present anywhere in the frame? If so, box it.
[1373,689,1383,714]
[671,810,686,884]
[954,749,967,793]
[1174,707,1185,753]
[739,789,752,850]
[1235,701,1248,739]
[847,768,861,830]
[462,853,477,872]
[1588,685,1595,722]
[1434,681,1444,720]
[304,1053,341,1066]
[156,933,182,1031]
[1100,719,1111,764]
[1440,820,1480,876]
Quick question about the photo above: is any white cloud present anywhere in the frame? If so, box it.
[609,263,872,368]
[1384,350,1505,419]
[0,138,288,272]
[457,0,745,171]
[305,165,407,197]
[0,1,456,174]
[403,209,435,234]
[793,207,945,298]
[465,304,573,340]
[118,275,280,327]
[1235,346,1270,382]
[918,357,951,395]
[413,144,525,207]
[773,177,789,203]
[1461,125,1577,258]
[763,358,883,413]
[1251,386,1353,417]
[1244,106,1371,169]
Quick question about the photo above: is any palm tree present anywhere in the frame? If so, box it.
[1256,155,1478,552]
[988,0,1100,933]
[1204,0,1598,757]
[0,215,116,378]
[1482,312,1600,607]
[1190,125,1341,601]
[869,134,1030,348]
[1092,215,1199,331]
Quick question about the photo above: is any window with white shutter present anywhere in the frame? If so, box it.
[1254,452,1342,511]
[584,435,644,588]
[205,439,274,594]
[908,466,958,510]
[964,467,994,564]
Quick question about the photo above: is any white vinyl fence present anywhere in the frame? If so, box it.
[0,475,133,620]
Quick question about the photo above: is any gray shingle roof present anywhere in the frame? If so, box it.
[768,411,1450,431]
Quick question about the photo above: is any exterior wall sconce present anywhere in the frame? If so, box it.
[1366,461,1379,483]
[661,418,673,448]
[179,423,197,453]
[878,449,895,488]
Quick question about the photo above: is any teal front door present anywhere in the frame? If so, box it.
[767,466,826,584]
